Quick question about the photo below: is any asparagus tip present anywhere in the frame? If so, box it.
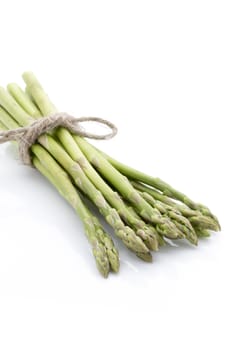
[136,251,153,262]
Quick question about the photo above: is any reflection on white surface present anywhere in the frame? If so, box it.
[121,259,139,273]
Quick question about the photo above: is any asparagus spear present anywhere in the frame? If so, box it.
[32,151,120,273]
[132,181,219,231]
[0,110,114,277]
[126,205,166,247]
[0,106,21,130]
[0,71,220,274]
[8,84,156,259]
[76,136,184,239]
[7,83,41,118]
[139,191,198,245]
[93,148,220,230]
[0,120,6,130]
[33,146,150,255]
[195,229,211,238]
[0,88,150,258]
[56,129,159,250]
[33,155,111,277]
[84,211,120,272]
[35,155,120,273]
[7,83,160,251]
[21,72,183,240]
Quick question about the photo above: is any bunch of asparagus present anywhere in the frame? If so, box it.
[0,72,220,277]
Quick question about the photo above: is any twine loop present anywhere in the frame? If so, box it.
[0,113,117,166]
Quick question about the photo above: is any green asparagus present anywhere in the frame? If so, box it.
[0,71,221,277]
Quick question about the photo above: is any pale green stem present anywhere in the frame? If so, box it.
[95,148,220,229]
[0,87,149,257]
[22,72,185,241]
[32,154,110,277]
[9,83,157,250]
[32,151,119,273]
[7,83,41,118]
[0,106,20,129]
[132,181,219,231]
[0,107,111,277]
[0,119,6,130]
[139,191,198,245]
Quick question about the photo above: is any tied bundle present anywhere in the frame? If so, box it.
[0,72,220,277]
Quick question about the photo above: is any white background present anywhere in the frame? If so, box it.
[0,1,229,349]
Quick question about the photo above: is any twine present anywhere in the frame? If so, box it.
[0,113,117,166]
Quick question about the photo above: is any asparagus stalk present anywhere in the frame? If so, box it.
[0,87,150,258]
[139,191,198,245]
[126,205,166,247]
[51,130,158,248]
[10,83,155,259]
[0,106,21,130]
[25,86,41,109]
[33,154,110,277]
[32,151,119,273]
[76,137,184,239]
[94,148,220,229]
[33,146,152,258]
[0,71,221,275]
[36,156,120,276]
[1,71,221,277]
[195,229,211,238]
[8,83,159,251]
[0,120,6,130]
[34,150,120,273]
[132,181,218,231]
[7,83,41,118]
[56,130,159,250]
[84,210,120,272]
[22,72,184,240]
[34,147,150,255]
[0,109,114,277]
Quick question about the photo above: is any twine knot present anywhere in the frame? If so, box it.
[0,113,117,166]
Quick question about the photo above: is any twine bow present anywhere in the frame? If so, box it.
[0,113,117,166]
